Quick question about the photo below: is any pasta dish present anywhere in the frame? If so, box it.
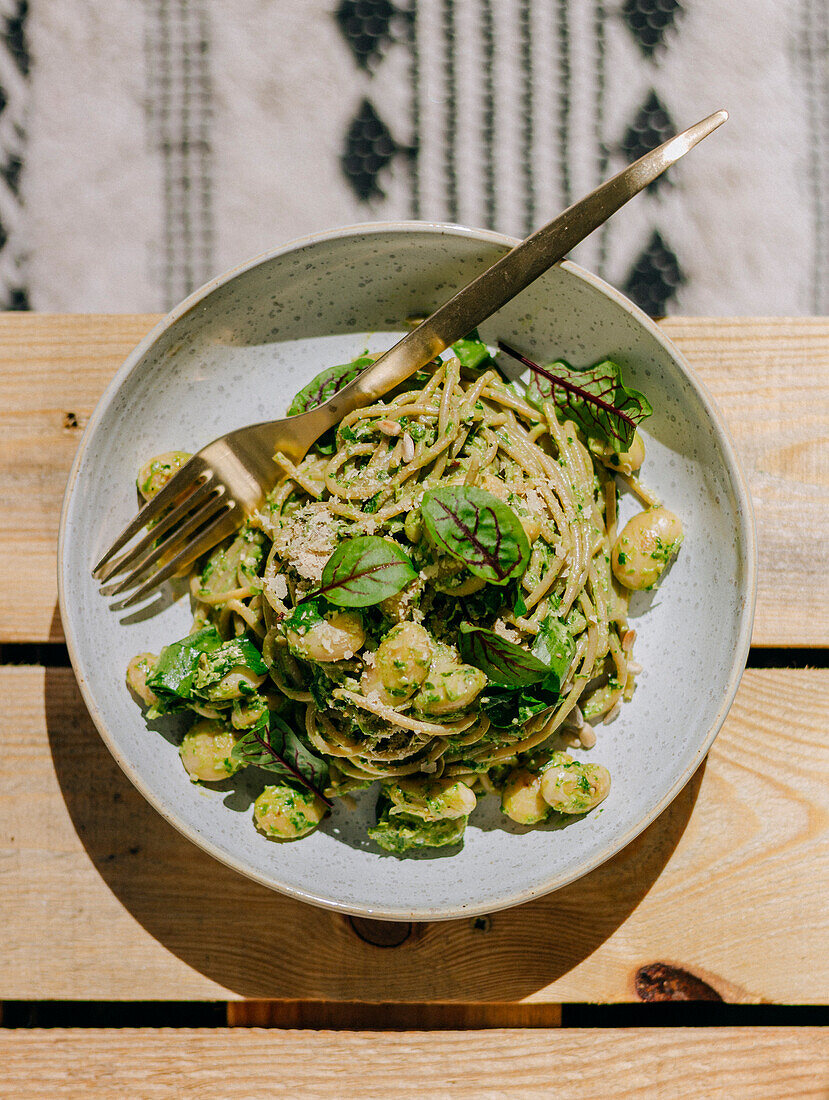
[127,334,682,853]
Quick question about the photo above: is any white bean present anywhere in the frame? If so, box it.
[126,652,158,707]
[385,775,477,822]
[540,755,611,814]
[253,783,327,839]
[501,768,550,825]
[611,506,683,590]
[413,657,487,717]
[286,611,365,662]
[179,719,240,783]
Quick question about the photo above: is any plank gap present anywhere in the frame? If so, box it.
[2,1001,827,1030]
[745,647,829,669]
[0,1001,228,1029]
[2,643,827,670]
[0,643,72,667]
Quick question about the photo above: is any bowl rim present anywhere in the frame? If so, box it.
[58,220,758,920]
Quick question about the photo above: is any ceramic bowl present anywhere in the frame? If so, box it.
[58,223,756,920]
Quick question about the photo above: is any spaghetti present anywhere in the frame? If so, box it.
[127,339,683,852]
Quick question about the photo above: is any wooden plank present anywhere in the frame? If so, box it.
[2,666,826,1003]
[660,317,829,647]
[0,315,159,645]
[0,1028,826,1099]
[0,314,826,645]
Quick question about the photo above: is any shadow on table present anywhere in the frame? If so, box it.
[46,608,702,1002]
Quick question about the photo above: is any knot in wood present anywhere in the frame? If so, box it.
[348,917,413,947]
[635,962,723,1001]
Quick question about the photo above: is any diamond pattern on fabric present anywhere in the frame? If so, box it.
[335,0,399,71]
[621,0,684,57]
[621,91,676,190]
[623,230,685,315]
[341,98,400,200]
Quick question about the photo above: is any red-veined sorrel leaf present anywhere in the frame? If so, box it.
[420,486,529,586]
[316,536,416,607]
[458,623,550,687]
[498,341,652,452]
[287,355,373,416]
[231,713,332,804]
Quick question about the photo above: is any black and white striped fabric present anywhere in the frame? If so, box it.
[7,0,828,315]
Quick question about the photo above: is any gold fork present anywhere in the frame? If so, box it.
[93,109,727,608]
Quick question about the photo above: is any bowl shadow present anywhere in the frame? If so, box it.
[46,606,702,1002]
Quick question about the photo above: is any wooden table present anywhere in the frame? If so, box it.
[1,316,827,1098]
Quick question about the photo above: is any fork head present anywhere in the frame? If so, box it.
[91,360,372,608]
[91,431,276,608]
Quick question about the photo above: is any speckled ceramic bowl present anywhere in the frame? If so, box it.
[58,223,756,920]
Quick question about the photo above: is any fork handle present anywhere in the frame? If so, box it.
[320,109,727,424]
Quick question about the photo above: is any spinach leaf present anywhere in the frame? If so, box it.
[499,342,652,452]
[192,634,267,694]
[282,598,325,635]
[480,686,560,730]
[459,582,507,622]
[451,329,495,373]
[458,623,549,687]
[314,535,416,607]
[420,486,530,586]
[231,713,331,803]
[146,625,223,699]
[531,615,575,694]
[287,355,373,416]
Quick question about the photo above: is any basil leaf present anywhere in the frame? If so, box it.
[499,342,652,452]
[287,355,373,416]
[231,714,331,803]
[530,615,575,694]
[316,535,416,607]
[420,486,530,586]
[146,625,222,699]
[451,329,495,373]
[458,623,549,687]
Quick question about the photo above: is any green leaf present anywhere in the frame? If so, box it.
[191,634,267,695]
[315,536,416,607]
[480,686,560,730]
[458,623,549,687]
[420,486,529,586]
[231,713,331,802]
[451,329,495,373]
[280,723,330,792]
[530,615,575,694]
[287,355,373,416]
[282,599,325,636]
[146,625,223,699]
[499,342,652,452]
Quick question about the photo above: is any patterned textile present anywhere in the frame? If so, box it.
[5,0,827,314]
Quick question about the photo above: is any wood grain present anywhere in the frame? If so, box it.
[0,1028,826,1099]
[0,315,826,645]
[2,666,826,1003]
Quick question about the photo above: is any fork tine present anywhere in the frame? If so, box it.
[96,478,219,585]
[104,491,229,597]
[92,462,210,578]
[110,506,240,610]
